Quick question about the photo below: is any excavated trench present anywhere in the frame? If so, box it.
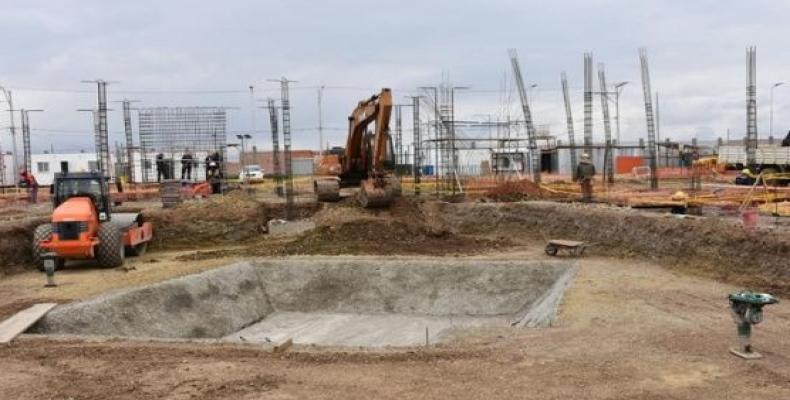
[31,258,576,347]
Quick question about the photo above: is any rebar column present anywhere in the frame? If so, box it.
[279,78,295,220]
[395,105,403,167]
[266,98,283,196]
[639,48,659,190]
[21,110,31,174]
[597,63,615,183]
[584,53,594,154]
[746,46,758,166]
[508,48,541,183]
[96,80,111,178]
[561,72,578,179]
[122,100,135,182]
[412,96,421,196]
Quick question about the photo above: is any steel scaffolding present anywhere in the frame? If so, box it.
[137,107,227,182]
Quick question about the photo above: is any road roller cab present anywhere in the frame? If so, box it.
[33,172,153,270]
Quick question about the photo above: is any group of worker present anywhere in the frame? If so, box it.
[14,150,227,204]
[154,150,223,183]
[14,152,596,205]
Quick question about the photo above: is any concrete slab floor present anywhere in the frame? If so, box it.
[224,311,509,347]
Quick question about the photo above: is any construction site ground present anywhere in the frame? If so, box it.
[1,189,789,399]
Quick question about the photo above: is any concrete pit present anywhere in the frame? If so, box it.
[31,258,576,347]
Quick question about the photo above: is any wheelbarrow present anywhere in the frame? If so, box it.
[544,240,590,257]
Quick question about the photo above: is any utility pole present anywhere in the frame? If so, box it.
[613,82,629,144]
[419,86,439,192]
[508,48,541,183]
[318,86,324,156]
[0,87,19,176]
[598,63,615,183]
[249,85,256,135]
[19,109,43,174]
[770,82,783,140]
[82,80,114,178]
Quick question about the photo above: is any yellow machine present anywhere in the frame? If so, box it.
[314,88,400,207]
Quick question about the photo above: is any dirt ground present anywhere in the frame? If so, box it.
[1,250,790,399]
[1,194,789,399]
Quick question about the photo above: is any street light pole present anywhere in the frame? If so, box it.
[770,82,784,140]
[613,82,629,144]
[418,86,439,188]
[0,87,19,175]
[318,86,324,156]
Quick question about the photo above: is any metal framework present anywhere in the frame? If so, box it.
[561,72,578,179]
[138,107,227,182]
[639,48,659,190]
[508,48,541,183]
[746,46,758,166]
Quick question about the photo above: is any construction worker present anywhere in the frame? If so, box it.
[18,168,38,203]
[575,153,596,202]
[735,168,757,186]
[181,149,194,180]
[156,153,166,182]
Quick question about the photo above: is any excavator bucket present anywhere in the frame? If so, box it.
[358,177,400,208]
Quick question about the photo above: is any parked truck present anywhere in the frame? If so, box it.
[717,131,790,185]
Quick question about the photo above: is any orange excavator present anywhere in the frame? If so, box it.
[32,172,153,270]
[314,88,400,207]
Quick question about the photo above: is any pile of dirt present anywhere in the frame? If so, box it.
[439,201,790,296]
[0,216,49,274]
[484,179,559,202]
[274,196,496,256]
[272,219,507,256]
[145,192,321,249]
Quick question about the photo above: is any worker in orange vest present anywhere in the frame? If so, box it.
[18,168,38,203]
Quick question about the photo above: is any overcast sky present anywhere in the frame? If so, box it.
[1,0,788,156]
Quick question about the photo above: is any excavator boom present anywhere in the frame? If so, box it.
[342,88,393,177]
[314,88,400,207]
